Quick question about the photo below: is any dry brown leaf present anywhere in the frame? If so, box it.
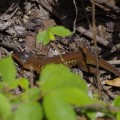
[106,78,120,87]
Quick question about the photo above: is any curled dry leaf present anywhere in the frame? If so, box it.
[106,78,120,87]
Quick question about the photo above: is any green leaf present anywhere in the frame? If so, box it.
[48,31,55,41]
[37,26,72,45]
[37,29,55,45]
[39,64,88,93]
[57,87,92,106]
[117,112,120,120]
[14,102,43,120]
[86,111,97,120]
[43,92,76,120]
[37,30,50,45]
[0,82,6,89]
[0,56,16,85]
[50,26,72,37]
[0,93,11,120]
[113,96,120,107]
[22,88,41,102]
[17,78,29,90]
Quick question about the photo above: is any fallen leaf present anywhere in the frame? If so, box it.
[25,33,36,52]
[106,78,120,87]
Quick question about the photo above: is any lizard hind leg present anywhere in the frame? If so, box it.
[77,60,98,75]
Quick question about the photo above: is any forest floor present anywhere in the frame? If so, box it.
[0,0,120,120]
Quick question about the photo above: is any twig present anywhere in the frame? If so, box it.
[92,0,102,98]
[0,42,21,52]
[38,0,119,54]
[80,103,120,112]
[108,60,120,65]
[0,0,20,20]
[77,26,114,48]
[38,1,59,18]
[94,0,120,14]
[50,42,67,66]
[72,0,78,33]
[29,69,34,88]
[77,26,120,55]
[80,0,92,31]
[102,43,120,58]
[87,77,116,99]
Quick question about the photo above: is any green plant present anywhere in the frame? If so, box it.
[0,56,92,120]
[37,26,72,45]
[0,26,120,120]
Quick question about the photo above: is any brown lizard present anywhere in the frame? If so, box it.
[12,48,120,77]
[80,47,120,76]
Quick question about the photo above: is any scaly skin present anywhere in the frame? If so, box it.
[12,49,120,77]
[81,47,120,77]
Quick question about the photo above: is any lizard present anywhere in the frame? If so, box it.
[12,47,120,77]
